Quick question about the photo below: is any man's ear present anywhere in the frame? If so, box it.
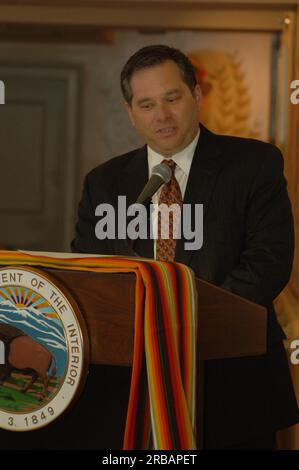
[124,101,135,127]
[193,84,202,105]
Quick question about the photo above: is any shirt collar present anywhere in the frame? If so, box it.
[147,128,200,176]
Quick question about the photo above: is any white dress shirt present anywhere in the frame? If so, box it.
[147,129,200,257]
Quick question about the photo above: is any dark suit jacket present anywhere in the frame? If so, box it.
[72,125,299,448]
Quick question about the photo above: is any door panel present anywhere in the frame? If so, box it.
[0,66,79,251]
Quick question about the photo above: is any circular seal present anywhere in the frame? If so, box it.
[0,266,89,432]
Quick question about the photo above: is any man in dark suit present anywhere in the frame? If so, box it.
[72,45,299,449]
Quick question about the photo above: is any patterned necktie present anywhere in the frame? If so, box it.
[156,159,183,262]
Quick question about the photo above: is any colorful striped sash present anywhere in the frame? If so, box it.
[0,251,197,449]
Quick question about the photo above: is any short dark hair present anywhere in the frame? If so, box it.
[120,44,198,104]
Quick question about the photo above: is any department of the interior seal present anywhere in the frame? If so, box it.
[0,266,89,431]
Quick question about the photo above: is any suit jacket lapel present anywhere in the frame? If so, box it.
[119,145,148,205]
[175,125,224,267]
[118,145,154,259]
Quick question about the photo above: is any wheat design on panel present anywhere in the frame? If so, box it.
[188,50,259,139]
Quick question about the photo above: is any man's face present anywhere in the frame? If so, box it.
[125,60,201,156]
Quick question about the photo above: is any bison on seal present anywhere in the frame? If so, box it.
[0,323,56,399]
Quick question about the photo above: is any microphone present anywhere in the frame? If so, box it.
[136,163,172,205]
[127,163,172,257]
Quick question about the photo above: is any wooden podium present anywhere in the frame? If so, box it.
[0,266,267,450]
